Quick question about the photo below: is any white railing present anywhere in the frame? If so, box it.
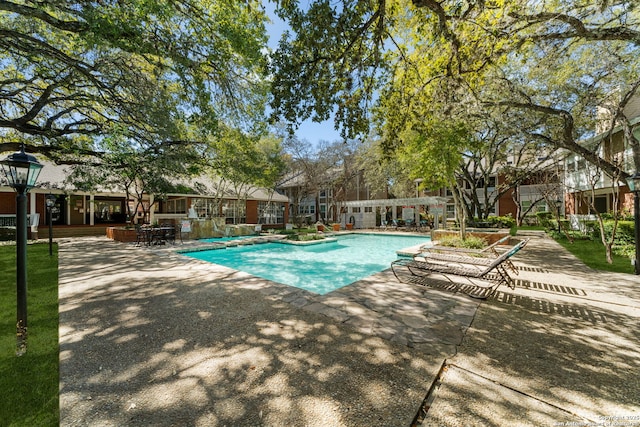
[569,214,597,232]
[0,214,16,227]
[0,214,39,228]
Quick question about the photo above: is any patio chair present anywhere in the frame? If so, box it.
[162,226,177,245]
[391,238,529,298]
[422,235,517,273]
[134,225,148,246]
[425,234,511,255]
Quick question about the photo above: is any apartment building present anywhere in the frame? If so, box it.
[1,161,289,233]
[564,96,640,222]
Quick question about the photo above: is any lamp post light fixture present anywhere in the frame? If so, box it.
[45,194,57,257]
[0,144,43,356]
[626,172,640,275]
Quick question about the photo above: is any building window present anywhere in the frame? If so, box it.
[166,198,186,214]
[224,200,246,224]
[593,196,608,214]
[298,204,315,215]
[523,200,547,213]
[190,198,216,218]
[364,206,373,213]
[352,207,361,213]
[95,200,123,223]
[258,202,284,224]
[295,203,316,222]
[446,204,455,218]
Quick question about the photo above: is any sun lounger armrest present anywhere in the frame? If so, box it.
[480,235,511,252]
[479,238,528,275]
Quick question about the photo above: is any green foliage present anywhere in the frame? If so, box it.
[536,212,554,229]
[286,232,325,241]
[0,244,59,425]
[553,219,636,263]
[397,121,471,191]
[270,1,640,197]
[591,220,636,248]
[469,215,516,229]
[355,138,415,198]
[555,235,634,274]
[1,1,270,163]
[613,244,636,260]
[435,235,487,249]
[270,1,389,139]
[491,215,516,229]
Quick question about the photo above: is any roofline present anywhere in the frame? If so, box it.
[580,115,640,148]
[342,196,449,207]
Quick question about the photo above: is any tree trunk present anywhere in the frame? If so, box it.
[452,185,466,239]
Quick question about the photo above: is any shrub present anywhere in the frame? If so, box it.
[436,234,488,249]
[488,215,516,229]
[582,220,598,235]
[536,211,554,229]
[467,215,515,229]
[286,232,325,241]
[613,244,635,260]
[617,221,636,242]
[600,212,614,220]
[591,220,635,245]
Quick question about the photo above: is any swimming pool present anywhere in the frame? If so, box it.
[183,233,430,294]
[199,235,255,243]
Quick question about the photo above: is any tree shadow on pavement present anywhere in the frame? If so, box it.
[423,288,640,425]
[59,243,445,426]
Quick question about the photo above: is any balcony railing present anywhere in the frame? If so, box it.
[0,215,17,227]
[0,214,38,227]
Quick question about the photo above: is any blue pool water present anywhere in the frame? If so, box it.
[183,233,430,295]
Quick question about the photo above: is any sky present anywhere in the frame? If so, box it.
[264,2,343,146]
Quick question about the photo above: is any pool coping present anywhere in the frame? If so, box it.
[176,233,433,296]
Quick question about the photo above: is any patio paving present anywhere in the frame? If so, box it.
[58,231,640,426]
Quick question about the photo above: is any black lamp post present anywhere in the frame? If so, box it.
[46,194,56,256]
[556,198,562,234]
[626,172,640,275]
[0,145,43,356]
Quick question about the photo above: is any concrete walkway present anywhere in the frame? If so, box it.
[58,232,640,426]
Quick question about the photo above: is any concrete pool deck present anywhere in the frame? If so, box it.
[59,232,640,426]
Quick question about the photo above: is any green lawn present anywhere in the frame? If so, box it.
[0,243,59,426]
[554,236,635,274]
[515,225,546,231]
